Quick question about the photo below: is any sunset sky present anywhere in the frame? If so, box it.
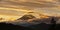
[0,0,60,22]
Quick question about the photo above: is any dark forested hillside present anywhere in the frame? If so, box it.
[0,22,56,30]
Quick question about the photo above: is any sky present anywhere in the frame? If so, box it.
[0,0,60,22]
[0,0,60,16]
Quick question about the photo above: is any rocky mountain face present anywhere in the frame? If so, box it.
[19,14,36,20]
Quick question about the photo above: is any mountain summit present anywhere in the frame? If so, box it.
[18,14,36,20]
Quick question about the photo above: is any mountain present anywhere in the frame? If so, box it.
[17,14,36,20]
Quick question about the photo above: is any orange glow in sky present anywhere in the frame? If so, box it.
[0,0,60,22]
